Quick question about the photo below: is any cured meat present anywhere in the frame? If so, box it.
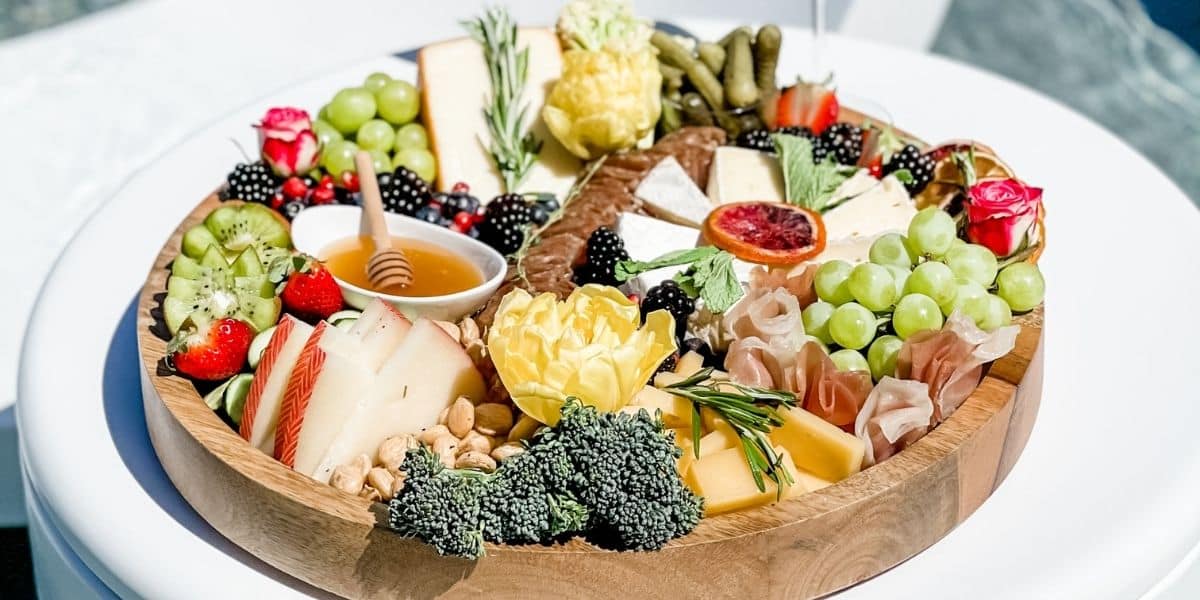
[748,264,820,309]
[475,127,726,329]
[854,377,934,466]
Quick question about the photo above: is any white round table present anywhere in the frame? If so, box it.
[18,21,1200,599]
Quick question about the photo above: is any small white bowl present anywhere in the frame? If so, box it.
[290,205,507,322]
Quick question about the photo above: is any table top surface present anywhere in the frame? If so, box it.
[17,17,1200,600]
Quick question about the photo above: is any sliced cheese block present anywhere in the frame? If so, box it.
[793,468,834,493]
[821,174,915,240]
[769,405,865,482]
[635,156,713,228]
[706,147,785,204]
[419,29,580,202]
[347,299,412,371]
[631,385,693,430]
[672,429,697,477]
[697,424,738,457]
[686,445,801,516]
[240,315,314,454]
[806,234,878,265]
[617,211,703,295]
[828,168,879,206]
[312,319,486,483]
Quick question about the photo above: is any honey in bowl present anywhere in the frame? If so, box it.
[320,235,484,297]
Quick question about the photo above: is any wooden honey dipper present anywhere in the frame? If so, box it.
[355,151,414,290]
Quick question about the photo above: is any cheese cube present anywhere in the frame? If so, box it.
[674,351,705,377]
[653,371,687,388]
[631,385,693,430]
[699,406,729,432]
[706,147,785,204]
[686,445,801,516]
[697,423,738,457]
[769,406,865,482]
[793,468,834,493]
[670,428,697,477]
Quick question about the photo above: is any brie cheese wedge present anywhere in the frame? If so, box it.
[635,157,713,228]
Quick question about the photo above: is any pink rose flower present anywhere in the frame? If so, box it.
[255,107,319,177]
[964,179,1042,257]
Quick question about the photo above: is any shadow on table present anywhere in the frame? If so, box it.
[102,295,335,598]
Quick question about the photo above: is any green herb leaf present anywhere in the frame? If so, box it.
[773,133,851,212]
[619,248,744,314]
[891,168,915,185]
[614,247,718,281]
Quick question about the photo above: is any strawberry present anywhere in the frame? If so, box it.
[775,82,839,134]
[168,318,254,381]
[275,255,343,322]
[858,124,906,179]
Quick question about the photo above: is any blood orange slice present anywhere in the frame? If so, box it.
[703,202,826,265]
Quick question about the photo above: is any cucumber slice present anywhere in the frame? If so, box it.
[223,373,254,426]
[248,325,277,370]
[203,378,233,410]
[335,318,357,331]
[328,309,362,324]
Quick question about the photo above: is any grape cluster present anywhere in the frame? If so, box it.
[805,207,1045,381]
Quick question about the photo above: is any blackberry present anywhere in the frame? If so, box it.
[819,123,863,165]
[380,167,432,216]
[651,354,678,382]
[413,205,444,225]
[577,227,629,287]
[641,280,694,340]
[736,128,775,153]
[478,194,535,255]
[436,191,481,219]
[882,144,936,194]
[777,126,829,162]
[222,162,279,205]
[529,202,550,226]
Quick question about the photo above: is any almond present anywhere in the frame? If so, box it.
[447,396,476,437]
[473,403,514,436]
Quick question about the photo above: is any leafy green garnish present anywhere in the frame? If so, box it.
[615,247,744,313]
[773,133,851,212]
[891,168,914,185]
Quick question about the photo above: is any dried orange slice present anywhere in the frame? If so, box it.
[703,202,826,265]
[914,140,1016,209]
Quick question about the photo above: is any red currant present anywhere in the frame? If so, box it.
[319,174,335,190]
[452,211,474,229]
[451,181,470,193]
[281,177,308,199]
[270,193,286,209]
[310,186,336,205]
[340,170,360,192]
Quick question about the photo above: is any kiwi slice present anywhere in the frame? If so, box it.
[201,204,291,255]
[163,245,280,334]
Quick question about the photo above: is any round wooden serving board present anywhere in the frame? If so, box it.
[138,190,1043,599]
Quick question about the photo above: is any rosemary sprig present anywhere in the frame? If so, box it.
[463,7,541,193]
[663,368,798,495]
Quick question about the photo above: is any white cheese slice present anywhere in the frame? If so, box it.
[821,175,916,241]
[419,29,580,202]
[635,156,713,228]
[617,212,703,297]
[828,168,878,206]
[706,147,785,204]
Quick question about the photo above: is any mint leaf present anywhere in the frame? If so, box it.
[773,133,851,212]
[615,247,719,281]
[891,168,914,185]
[699,252,743,313]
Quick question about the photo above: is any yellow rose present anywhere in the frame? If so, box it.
[487,284,677,425]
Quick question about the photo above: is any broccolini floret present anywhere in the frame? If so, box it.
[387,398,702,558]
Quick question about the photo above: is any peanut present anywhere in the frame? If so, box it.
[330,464,366,495]
[359,486,382,502]
[455,451,497,472]
[437,406,450,426]
[490,442,525,462]
[459,317,480,346]
[433,320,462,344]
[473,403,514,436]
[447,396,476,437]
[459,430,494,455]
[507,414,540,442]
[391,472,407,497]
[432,434,459,468]
[351,454,372,478]
[367,468,396,501]
[377,434,419,472]
[418,424,451,445]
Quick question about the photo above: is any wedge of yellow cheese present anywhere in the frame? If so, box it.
[769,406,865,482]
[670,428,697,477]
[697,423,738,457]
[631,385,693,430]
[686,445,803,516]
[793,468,834,493]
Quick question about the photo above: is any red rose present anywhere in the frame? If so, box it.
[255,107,319,177]
[964,179,1042,257]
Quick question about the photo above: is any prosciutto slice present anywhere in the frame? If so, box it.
[854,377,934,466]
[725,340,872,430]
[722,287,805,343]
[897,312,1019,423]
[748,264,820,309]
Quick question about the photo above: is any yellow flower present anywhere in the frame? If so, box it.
[487,284,677,425]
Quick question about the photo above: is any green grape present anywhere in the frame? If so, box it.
[867,335,903,381]
[941,278,988,316]
[946,243,999,287]
[830,349,870,373]
[312,119,342,147]
[829,303,877,350]
[327,87,377,134]
[320,140,359,177]
[805,335,830,354]
[393,147,437,183]
[814,260,855,305]
[363,72,393,93]
[907,207,957,257]
[318,103,332,122]
[367,149,391,176]
[962,294,1012,331]
[893,293,944,339]
[905,261,957,307]
[949,238,968,252]
[356,119,396,152]
[394,122,429,150]
[885,265,910,299]
[848,263,897,312]
[375,80,420,125]
[996,262,1045,312]
[869,233,915,269]
[802,301,836,345]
